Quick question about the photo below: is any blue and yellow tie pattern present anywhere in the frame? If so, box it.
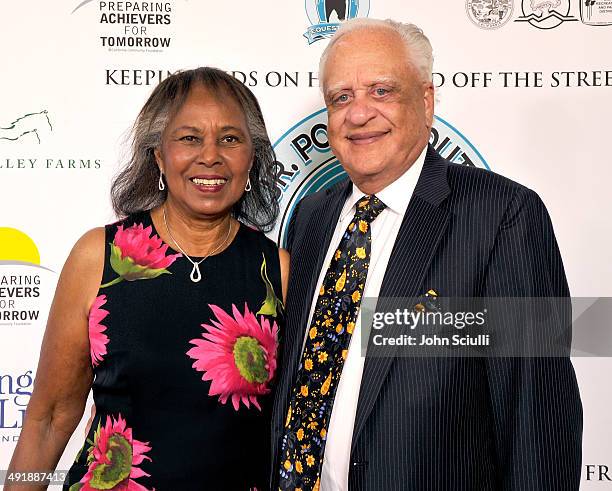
[279,195,387,490]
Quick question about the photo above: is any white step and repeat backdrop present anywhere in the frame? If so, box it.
[1,0,611,487]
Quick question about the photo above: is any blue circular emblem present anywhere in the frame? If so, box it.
[304,0,370,44]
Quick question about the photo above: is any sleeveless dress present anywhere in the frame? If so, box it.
[64,211,284,491]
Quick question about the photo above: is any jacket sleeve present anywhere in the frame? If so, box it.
[285,198,304,254]
[480,187,582,490]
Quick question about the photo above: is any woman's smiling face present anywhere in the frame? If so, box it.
[155,83,254,218]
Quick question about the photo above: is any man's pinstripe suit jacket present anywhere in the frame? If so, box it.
[270,145,582,490]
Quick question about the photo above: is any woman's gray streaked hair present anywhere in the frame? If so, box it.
[319,18,434,86]
[111,67,279,232]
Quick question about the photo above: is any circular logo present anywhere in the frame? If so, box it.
[269,109,488,247]
[303,0,370,44]
[305,0,370,26]
[466,0,514,29]
[516,0,576,29]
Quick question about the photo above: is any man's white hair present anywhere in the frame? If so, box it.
[319,18,434,88]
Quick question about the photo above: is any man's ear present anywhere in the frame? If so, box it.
[423,82,435,129]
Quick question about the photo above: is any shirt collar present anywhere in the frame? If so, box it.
[340,145,428,221]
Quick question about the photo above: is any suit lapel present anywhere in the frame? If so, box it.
[351,146,452,452]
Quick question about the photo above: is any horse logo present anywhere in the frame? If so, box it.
[0,111,53,144]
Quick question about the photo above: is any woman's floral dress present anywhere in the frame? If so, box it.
[64,211,283,491]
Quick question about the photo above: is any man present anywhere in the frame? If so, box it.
[271,18,582,490]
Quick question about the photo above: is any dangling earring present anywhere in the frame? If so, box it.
[158,170,165,191]
[244,176,252,192]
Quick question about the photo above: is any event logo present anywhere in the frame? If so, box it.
[0,228,52,326]
[0,231,52,446]
[0,106,103,169]
[580,0,612,25]
[0,111,52,145]
[466,0,514,29]
[268,109,489,247]
[0,370,32,435]
[72,1,175,53]
[515,0,578,28]
[303,0,370,44]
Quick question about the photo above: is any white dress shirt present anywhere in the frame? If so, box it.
[298,147,427,490]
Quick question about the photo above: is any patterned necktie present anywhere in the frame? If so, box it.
[279,194,387,491]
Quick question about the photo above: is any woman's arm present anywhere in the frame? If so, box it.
[279,248,290,304]
[5,228,105,490]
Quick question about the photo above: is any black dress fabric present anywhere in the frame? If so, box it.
[64,211,283,491]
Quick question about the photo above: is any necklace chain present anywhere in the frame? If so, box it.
[162,206,233,283]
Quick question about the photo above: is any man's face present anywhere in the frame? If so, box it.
[323,28,434,194]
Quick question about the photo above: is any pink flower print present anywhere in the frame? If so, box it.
[101,223,181,288]
[187,303,279,411]
[77,414,153,491]
[89,295,110,367]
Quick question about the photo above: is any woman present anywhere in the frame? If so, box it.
[7,67,289,490]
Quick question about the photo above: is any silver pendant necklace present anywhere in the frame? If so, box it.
[162,206,233,283]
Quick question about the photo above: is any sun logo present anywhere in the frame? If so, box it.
[0,228,41,266]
